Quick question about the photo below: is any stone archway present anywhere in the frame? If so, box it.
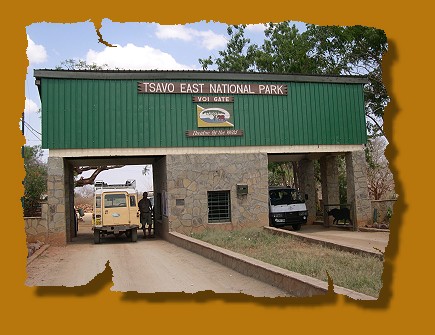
[45,154,163,245]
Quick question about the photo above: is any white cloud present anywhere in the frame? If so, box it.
[155,25,227,50]
[198,30,228,50]
[86,43,192,70]
[155,25,193,42]
[26,35,48,65]
[25,98,39,114]
[246,24,267,33]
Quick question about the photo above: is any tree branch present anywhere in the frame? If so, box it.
[74,165,125,187]
[366,113,385,137]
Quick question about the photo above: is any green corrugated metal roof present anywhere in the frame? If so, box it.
[35,69,369,84]
[35,70,367,149]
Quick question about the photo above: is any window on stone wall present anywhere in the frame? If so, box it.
[208,190,231,223]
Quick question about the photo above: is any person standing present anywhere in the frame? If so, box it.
[138,192,153,238]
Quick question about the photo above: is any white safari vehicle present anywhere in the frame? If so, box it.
[92,180,140,244]
[268,186,308,231]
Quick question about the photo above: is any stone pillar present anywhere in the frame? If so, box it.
[320,156,340,206]
[320,155,340,226]
[152,156,169,239]
[299,159,316,225]
[47,157,67,246]
[66,163,75,242]
[346,150,372,229]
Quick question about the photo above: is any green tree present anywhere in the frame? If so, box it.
[55,59,109,70]
[23,145,47,216]
[199,25,257,72]
[254,23,320,74]
[337,156,347,204]
[305,25,388,136]
[268,161,301,189]
[199,22,388,137]
[365,137,395,200]
[268,162,293,186]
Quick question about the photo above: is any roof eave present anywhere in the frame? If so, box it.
[33,69,369,85]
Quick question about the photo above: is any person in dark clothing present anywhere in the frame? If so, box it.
[138,192,153,238]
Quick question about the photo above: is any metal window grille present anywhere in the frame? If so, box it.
[208,191,231,223]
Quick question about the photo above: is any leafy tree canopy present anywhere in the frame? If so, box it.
[365,137,395,200]
[199,22,388,137]
[55,59,109,70]
[23,145,47,216]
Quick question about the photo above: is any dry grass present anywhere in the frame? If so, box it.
[191,227,383,298]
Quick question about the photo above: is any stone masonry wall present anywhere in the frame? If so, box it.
[166,153,269,235]
[320,156,340,226]
[320,156,340,206]
[346,151,372,227]
[152,156,169,239]
[47,157,67,246]
[299,159,316,224]
[25,202,49,243]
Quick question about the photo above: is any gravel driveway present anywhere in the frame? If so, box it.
[26,222,290,297]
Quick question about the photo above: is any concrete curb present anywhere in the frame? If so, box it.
[264,226,384,260]
[359,227,390,233]
[27,244,50,266]
[168,231,376,300]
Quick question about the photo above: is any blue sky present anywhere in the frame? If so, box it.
[24,20,307,192]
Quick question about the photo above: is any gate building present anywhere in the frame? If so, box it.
[34,70,371,245]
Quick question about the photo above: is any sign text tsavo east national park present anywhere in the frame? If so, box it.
[138,82,288,95]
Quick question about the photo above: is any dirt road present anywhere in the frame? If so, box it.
[26,220,290,297]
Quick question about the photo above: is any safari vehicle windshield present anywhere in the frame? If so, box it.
[269,188,304,205]
[104,194,127,208]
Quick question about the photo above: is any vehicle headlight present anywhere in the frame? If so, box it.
[299,211,308,216]
[273,213,285,218]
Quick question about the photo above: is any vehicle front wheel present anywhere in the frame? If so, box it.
[94,230,101,244]
[292,224,301,231]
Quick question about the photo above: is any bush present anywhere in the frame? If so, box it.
[23,146,47,217]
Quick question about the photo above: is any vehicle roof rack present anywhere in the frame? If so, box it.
[94,179,136,190]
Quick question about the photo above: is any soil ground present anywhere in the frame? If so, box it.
[25,213,291,297]
[26,213,389,297]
